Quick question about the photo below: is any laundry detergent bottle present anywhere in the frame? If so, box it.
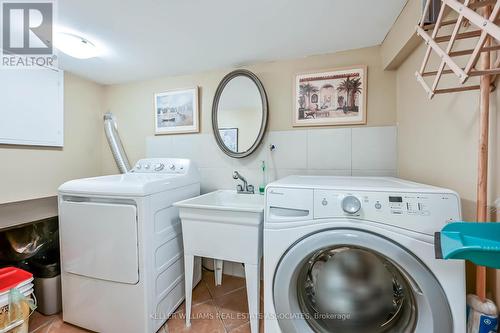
[467,294,498,333]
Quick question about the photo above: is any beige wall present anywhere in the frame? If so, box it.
[385,0,500,221]
[397,42,499,220]
[383,0,500,303]
[396,38,500,299]
[381,0,421,70]
[0,72,104,203]
[103,45,396,174]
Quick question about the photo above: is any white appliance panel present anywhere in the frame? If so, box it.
[0,69,64,146]
[313,189,461,235]
[60,201,139,284]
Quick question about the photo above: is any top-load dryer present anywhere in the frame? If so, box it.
[58,158,202,333]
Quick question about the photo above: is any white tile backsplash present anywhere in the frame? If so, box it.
[267,130,308,170]
[169,134,200,161]
[193,135,233,169]
[306,169,352,176]
[236,167,264,191]
[351,169,398,177]
[268,168,308,183]
[198,167,235,193]
[146,126,397,194]
[307,128,351,170]
[146,136,173,158]
[352,126,397,171]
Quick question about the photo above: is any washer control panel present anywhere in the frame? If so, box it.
[387,195,430,216]
[313,189,460,235]
[131,158,189,174]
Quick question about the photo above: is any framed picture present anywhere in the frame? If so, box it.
[154,87,199,135]
[219,128,238,152]
[293,65,367,127]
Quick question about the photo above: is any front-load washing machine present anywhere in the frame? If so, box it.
[264,176,466,333]
[58,158,202,333]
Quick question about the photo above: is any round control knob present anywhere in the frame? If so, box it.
[144,164,150,170]
[154,163,165,171]
[168,164,176,171]
[342,196,361,214]
[375,202,382,210]
[136,164,142,170]
[322,198,328,206]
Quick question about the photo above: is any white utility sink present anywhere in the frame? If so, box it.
[175,189,264,213]
[174,190,264,333]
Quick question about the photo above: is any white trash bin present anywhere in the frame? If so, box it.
[29,249,61,315]
[33,275,61,315]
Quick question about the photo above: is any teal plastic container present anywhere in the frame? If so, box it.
[435,222,500,269]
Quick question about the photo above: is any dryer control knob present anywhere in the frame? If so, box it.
[342,196,361,214]
[154,163,165,171]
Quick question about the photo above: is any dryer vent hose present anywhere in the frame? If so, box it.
[104,112,131,174]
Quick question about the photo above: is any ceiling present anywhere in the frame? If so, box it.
[57,0,407,85]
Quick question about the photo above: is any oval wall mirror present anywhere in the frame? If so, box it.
[212,70,268,158]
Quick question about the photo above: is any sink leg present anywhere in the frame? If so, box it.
[244,262,260,333]
[184,254,194,327]
[214,259,224,286]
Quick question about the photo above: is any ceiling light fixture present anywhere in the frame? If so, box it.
[55,32,99,59]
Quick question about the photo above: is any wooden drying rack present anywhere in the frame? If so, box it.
[415,0,500,300]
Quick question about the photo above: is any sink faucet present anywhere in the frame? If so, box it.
[233,171,254,194]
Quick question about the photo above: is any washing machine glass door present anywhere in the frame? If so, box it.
[273,228,453,333]
[59,201,139,284]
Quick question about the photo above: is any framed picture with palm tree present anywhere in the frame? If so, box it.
[293,65,367,127]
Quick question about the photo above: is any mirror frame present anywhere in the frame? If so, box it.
[212,69,268,159]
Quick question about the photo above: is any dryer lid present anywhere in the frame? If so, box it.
[59,173,197,196]
[59,158,200,197]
